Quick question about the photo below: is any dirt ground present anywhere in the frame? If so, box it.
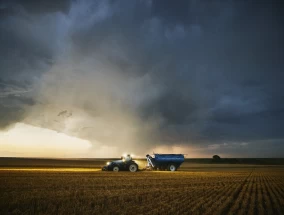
[1,159,284,214]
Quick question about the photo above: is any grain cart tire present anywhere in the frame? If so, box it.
[168,164,176,171]
[113,166,119,172]
[129,164,138,172]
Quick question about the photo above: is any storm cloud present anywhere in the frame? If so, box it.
[0,0,283,157]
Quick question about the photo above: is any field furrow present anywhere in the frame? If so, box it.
[222,169,253,214]
[256,173,265,215]
[248,175,257,215]
[203,183,240,215]
[260,173,274,214]
[262,174,283,215]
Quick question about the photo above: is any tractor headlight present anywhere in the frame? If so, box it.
[106,162,110,165]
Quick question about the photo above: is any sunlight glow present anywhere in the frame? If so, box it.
[0,168,101,172]
[0,123,92,158]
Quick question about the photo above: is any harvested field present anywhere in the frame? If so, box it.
[0,162,284,214]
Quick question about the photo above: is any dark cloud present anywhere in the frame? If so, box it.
[151,0,191,25]
[0,0,283,156]
[0,0,71,14]
[0,79,33,128]
[0,105,23,128]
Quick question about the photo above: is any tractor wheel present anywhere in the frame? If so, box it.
[113,166,119,172]
[168,164,176,171]
[129,164,138,172]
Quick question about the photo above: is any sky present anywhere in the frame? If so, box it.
[0,0,283,158]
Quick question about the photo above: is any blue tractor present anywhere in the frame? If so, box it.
[102,154,139,172]
[146,154,185,171]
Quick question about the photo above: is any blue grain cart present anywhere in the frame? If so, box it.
[146,154,185,171]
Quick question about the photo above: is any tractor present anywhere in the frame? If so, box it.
[102,154,138,172]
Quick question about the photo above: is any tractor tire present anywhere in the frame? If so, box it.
[129,164,138,172]
[113,166,119,172]
[168,164,176,171]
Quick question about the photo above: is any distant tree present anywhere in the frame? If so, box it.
[213,155,221,160]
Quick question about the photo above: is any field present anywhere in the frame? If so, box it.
[1,159,284,215]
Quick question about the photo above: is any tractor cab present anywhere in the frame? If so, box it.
[121,154,132,162]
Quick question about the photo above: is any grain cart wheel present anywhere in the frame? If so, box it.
[113,166,119,172]
[168,164,176,171]
[129,164,138,172]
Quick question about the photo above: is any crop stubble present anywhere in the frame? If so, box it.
[0,166,284,215]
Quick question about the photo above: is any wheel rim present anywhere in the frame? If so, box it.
[129,165,137,172]
[113,167,119,172]
[170,165,176,171]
